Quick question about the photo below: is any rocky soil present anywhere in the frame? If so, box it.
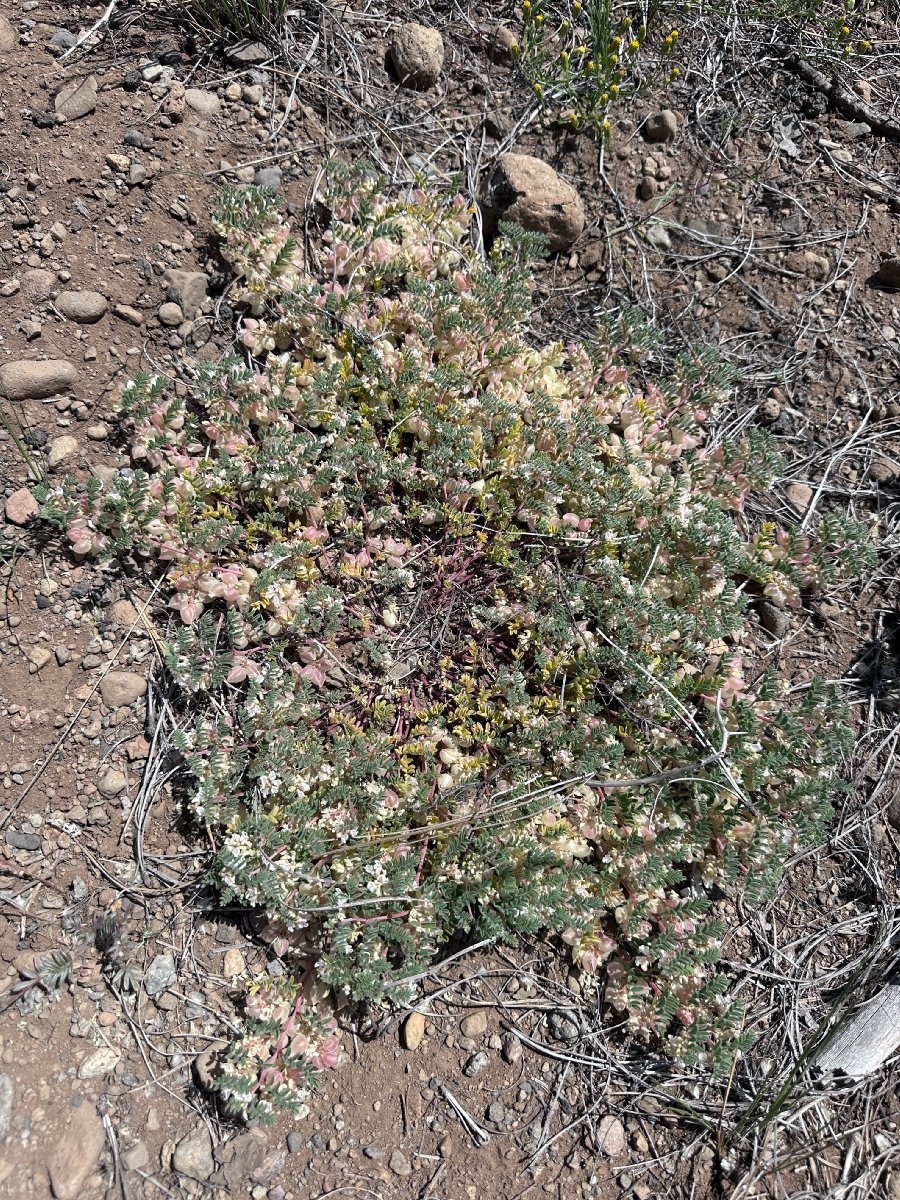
[0,2,899,1199]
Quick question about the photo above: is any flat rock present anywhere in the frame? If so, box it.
[48,435,79,471]
[786,482,813,512]
[121,1141,149,1171]
[144,953,176,997]
[173,1127,214,1181]
[0,16,16,53]
[77,1047,120,1080]
[5,488,40,525]
[99,671,147,708]
[254,166,283,189]
[163,268,209,316]
[54,75,98,121]
[55,290,107,324]
[222,947,245,977]
[226,39,269,66]
[185,88,221,118]
[22,269,56,302]
[389,23,444,90]
[109,599,139,628]
[0,359,77,401]
[6,830,41,851]
[481,153,584,253]
[46,1099,105,1200]
[389,1149,412,1177]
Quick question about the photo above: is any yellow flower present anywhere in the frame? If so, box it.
[629,38,640,51]
[670,66,680,78]
[522,0,531,10]
[534,81,544,96]
[576,43,587,54]
[609,83,619,97]
[858,39,871,51]
[841,23,851,36]
[609,53,618,65]
[572,0,582,11]
[586,59,595,73]
[560,49,569,65]
[612,35,621,47]
[535,12,543,23]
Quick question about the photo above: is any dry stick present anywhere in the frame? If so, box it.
[774,46,900,141]
[60,0,118,60]
[0,578,164,832]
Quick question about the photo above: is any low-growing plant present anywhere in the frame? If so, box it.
[515,0,871,141]
[41,163,872,1118]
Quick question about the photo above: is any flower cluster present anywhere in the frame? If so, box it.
[216,972,341,1121]
[42,163,870,1100]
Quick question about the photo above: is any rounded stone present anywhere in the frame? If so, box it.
[402,1011,426,1051]
[55,290,107,324]
[643,109,679,142]
[460,1011,488,1038]
[0,359,77,400]
[158,301,184,327]
[489,24,519,65]
[99,670,147,708]
[481,153,585,253]
[98,769,127,797]
[389,23,444,90]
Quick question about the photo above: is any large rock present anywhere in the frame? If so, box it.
[389,23,444,90]
[0,359,77,400]
[46,1099,105,1200]
[173,1127,214,1181]
[643,109,679,142]
[0,16,16,54]
[163,269,209,317]
[481,153,585,253]
[184,88,221,118]
[99,671,147,708]
[5,488,40,526]
[54,75,98,121]
[55,291,107,324]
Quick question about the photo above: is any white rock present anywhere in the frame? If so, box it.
[77,1047,120,1080]
[163,269,209,317]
